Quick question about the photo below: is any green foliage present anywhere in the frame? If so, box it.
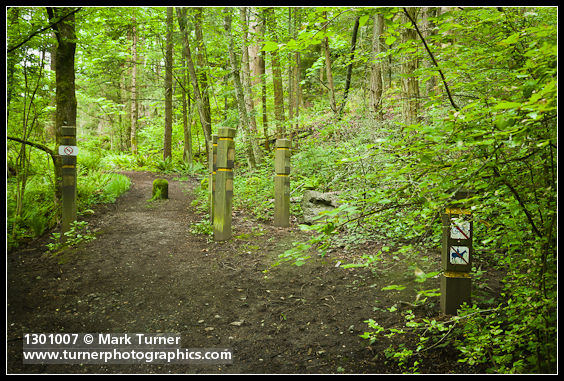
[102,175,132,202]
[77,147,104,174]
[455,294,556,373]
[78,171,131,206]
[7,162,130,250]
[233,161,275,221]
[101,153,139,170]
[189,218,213,237]
[46,220,96,255]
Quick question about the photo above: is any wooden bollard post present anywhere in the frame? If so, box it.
[440,190,474,315]
[274,139,291,227]
[59,125,77,234]
[214,128,235,241]
[209,135,218,223]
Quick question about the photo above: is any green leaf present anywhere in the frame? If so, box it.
[500,32,520,45]
[261,40,279,52]
[494,101,521,110]
[382,284,406,291]
[385,35,396,45]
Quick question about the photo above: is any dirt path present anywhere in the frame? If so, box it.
[7,171,473,374]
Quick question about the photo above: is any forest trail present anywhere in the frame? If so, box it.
[7,171,469,374]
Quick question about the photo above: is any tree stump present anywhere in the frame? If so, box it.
[152,179,169,200]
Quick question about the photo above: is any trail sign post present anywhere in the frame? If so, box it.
[60,126,77,234]
[274,139,291,227]
[209,134,218,224]
[440,190,474,315]
[213,128,235,241]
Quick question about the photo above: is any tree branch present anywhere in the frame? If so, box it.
[402,7,459,111]
[337,16,361,117]
[7,136,57,162]
[492,166,543,238]
[8,7,81,53]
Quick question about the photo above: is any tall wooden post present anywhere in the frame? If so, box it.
[209,134,218,223]
[59,125,77,234]
[440,190,473,315]
[274,139,291,227]
[214,128,235,241]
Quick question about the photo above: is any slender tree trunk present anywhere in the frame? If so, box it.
[259,9,270,149]
[193,8,212,156]
[248,8,270,150]
[182,42,193,165]
[130,12,139,155]
[322,12,337,114]
[240,7,263,164]
[119,65,127,150]
[337,16,360,117]
[292,8,302,134]
[177,7,212,162]
[400,7,420,125]
[369,13,385,119]
[422,7,439,99]
[163,7,173,161]
[6,8,20,121]
[266,8,286,138]
[287,8,294,131]
[223,8,256,170]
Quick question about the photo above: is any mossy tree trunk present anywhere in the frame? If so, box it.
[47,7,77,233]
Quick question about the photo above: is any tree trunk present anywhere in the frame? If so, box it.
[130,12,139,155]
[287,8,294,131]
[252,8,270,150]
[176,7,212,162]
[322,12,337,114]
[6,8,20,121]
[422,7,439,99]
[240,7,264,164]
[193,8,213,156]
[163,7,173,161]
[369,13,385,119]
[119,65,127,150]
[400,7,420,126]
[337,16,360,117]
[266,8,286,138]
[46,6,77,233]
[182,41,193,165]
[293,8,303,133]
[223,8,256,170]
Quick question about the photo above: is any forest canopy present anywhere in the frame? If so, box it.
[6,6,557,373]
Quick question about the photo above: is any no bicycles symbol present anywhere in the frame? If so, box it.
[59,145,78,156]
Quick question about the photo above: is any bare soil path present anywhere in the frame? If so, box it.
[7,171,477,374]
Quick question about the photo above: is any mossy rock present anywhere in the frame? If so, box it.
[152,179,169,200]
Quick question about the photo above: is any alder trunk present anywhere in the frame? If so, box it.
[163,7,173,160]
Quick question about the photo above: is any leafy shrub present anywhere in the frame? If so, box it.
[46,220,96,256]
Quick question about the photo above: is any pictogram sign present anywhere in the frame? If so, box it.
[59,145,78,156]
[449,245,469,265]
[450,218,471,240]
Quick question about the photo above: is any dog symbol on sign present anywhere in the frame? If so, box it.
[450,218,470,240]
